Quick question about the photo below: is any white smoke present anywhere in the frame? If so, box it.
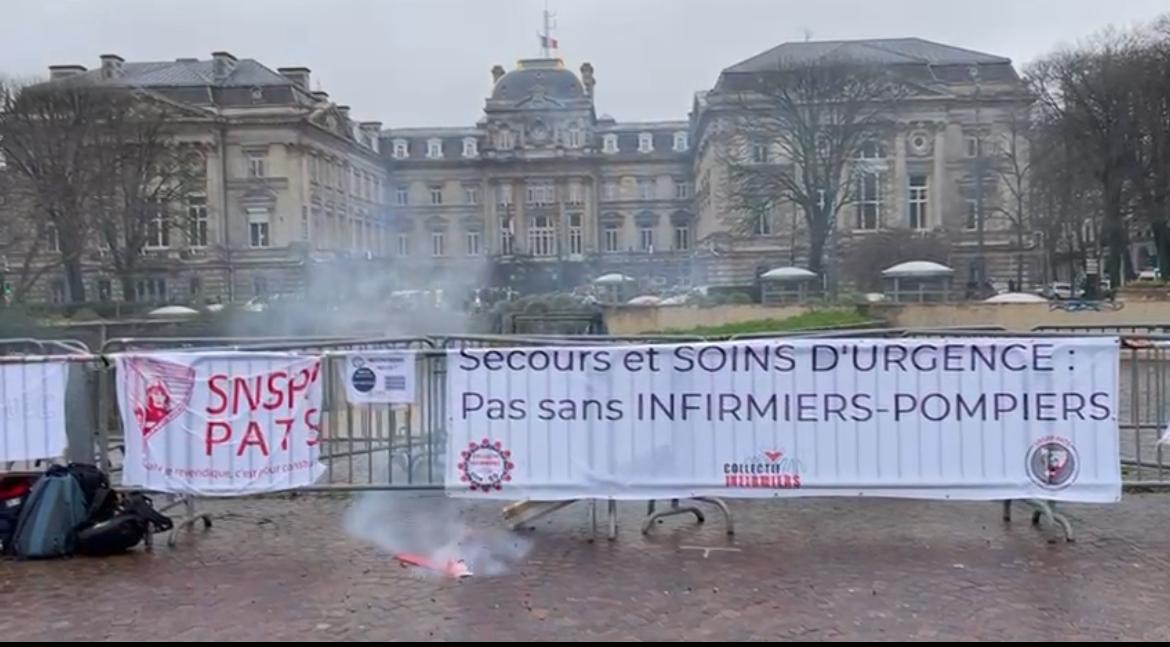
[261,254,534,577]
[342,489,532,578]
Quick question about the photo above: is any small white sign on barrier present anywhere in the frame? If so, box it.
[445,338,1122,503]
[0,362,69,463]
[337,351,416,405]
[114,352,325,496]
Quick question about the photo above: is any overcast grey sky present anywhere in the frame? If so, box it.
[2,0,1167,127]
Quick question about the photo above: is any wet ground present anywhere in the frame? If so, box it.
[2,494,1168,641]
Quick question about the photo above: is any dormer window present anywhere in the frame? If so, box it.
[673,131,688,152]
[638,133,654,153]
[427,138,443,159]
[462,137,478,158]
[392,139,409,159]
[602,134,618,154]
[567,128,583,148]
[496,129,515,150]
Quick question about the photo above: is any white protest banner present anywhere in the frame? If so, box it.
[337,351,416,405]
[445,338,1121,503]
[114,352,325,496]
[0,362,69,463]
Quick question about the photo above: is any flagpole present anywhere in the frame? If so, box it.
[542,1,550,57]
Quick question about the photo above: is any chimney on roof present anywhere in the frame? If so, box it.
[211,51,237,80]
[360,122,383,153]
[311,90,329,104]
[48,65,87,81]
[277,66,311,91]
[99,54,125,79]
[175,57,198,63]
[337,105,350,121]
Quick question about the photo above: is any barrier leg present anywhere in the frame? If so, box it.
[693,497,735,536]
[590,499,598,540]
[159,495,213,548]
[607,499,617,541]
[1002,500,1012,523]
[1027,500,1074,543]
[641,498,705,535]
[641,497,734,536]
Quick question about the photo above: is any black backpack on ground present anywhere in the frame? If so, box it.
[75,492,174,556]
[66,463,118,526]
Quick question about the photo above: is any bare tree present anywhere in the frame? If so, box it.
[1,78,204,303]
[717,58,906,287]
[1128,23,1170,275]
[1028,30,1147,288]
[987,109,1035,288]
[89,97,205,301]
[0,78,133,302]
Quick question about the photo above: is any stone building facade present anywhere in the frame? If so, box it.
[9,38,1039,304]
[7,52,387,305]
[692,38,1038,290]
[384,58,696,295]
[387,39,1038,296]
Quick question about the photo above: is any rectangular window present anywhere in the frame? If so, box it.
[528,215,556,257]
[637,179,654,200]
[603,181,619,201]
[909,174,929,230]
[430,185,443,205]
[568,214,583,255]
[247,152,267,178]
[462,138,478,157]
[638,133,653,153]
[146,203,170,249]
[397,233,410,256]
[97,279,112,302]
[500,216,514,254]
[187,196,208,246]
[310,155,319,182]
[856,173,881,230]
[674,181,692,199]
[965,136,981,158]
[247,208,270,247]
[50,280,66,304]
[497,184,512,206]
[427,139,443,159]
[567,182,584,205]
[465,230,481,256]
[393,140,408,159]
[396,187,409,206]
[751,142,769,164]
[135,278,166,302]
[431,231,446,257]
[965,198,978,230]
[464,185,480,205]
[673,225,691,251]
[603,224,620,253]
[639,226,655,252]
[567,129,583,148]
[526,182,554,205]
[602,134,618,153]
[756,211,774,236]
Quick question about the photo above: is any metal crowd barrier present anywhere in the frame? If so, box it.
[2,329,1168,547]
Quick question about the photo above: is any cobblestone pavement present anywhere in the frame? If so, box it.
[2,494,1168,641]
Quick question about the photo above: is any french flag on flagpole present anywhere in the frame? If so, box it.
[540,34,558,49]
